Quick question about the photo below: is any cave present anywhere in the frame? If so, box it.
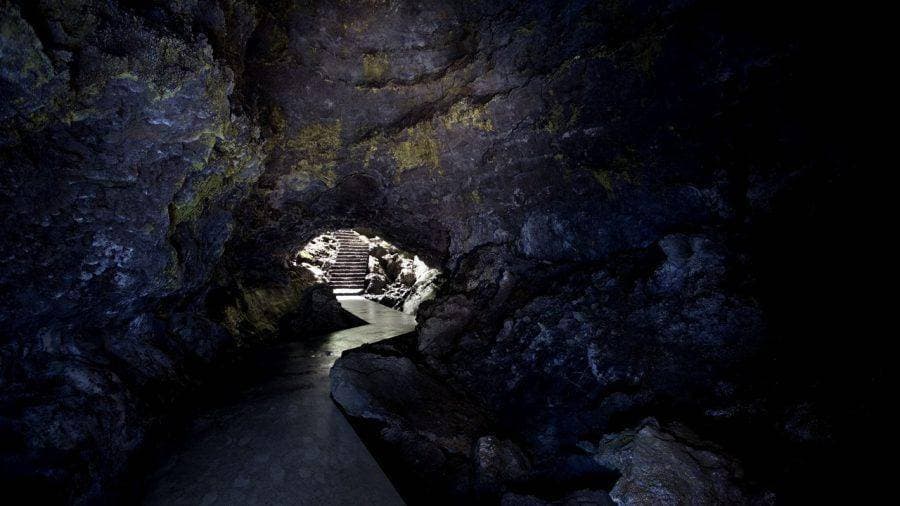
[0,0,882,504]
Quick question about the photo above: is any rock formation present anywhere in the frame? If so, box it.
[359,233,441,313]
[1,0,877,503]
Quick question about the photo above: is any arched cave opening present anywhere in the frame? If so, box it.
[293,228,442,314]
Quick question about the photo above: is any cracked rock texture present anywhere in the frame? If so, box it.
[591,418,771,505]
[1,0,877,504]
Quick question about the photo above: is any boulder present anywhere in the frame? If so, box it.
[380,253,406,280]
[401,268,441,315]
[398,266,417,286]
[592,419,771,505]
[331,336,491,502]
[475,435,530,492]
[368,255,385,277]
[365,272,388,295]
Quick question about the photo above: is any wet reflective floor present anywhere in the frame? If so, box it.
[142,296,414,505]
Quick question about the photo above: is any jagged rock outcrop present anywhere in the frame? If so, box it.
[330,335,493,502]
[590,419,771,505]
[360,233,442,313]
[1,0,874,503]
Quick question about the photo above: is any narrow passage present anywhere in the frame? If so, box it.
[142,297,415,505]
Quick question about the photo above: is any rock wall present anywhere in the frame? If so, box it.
[1,0,876,503]
[361,233,442,314]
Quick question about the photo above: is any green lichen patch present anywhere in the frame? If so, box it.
[515,21,537,37]
[633,33,664,77]
[591,169,615,192]
[221,281,308,338]
[391,122,442,176]
[342,18,371,34]
[293,159,337,187]
[170,172,226,225]
[588,147,643,194]
[284,120,342,188]
[0,6,54,88]
[268,106,289,135]
[362,52,390,82]
[442,99,494,132]
[287,120,342,154]
[351,132,385,168]
[542,102,582,134]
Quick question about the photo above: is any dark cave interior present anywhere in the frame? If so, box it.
[0,0,884,504]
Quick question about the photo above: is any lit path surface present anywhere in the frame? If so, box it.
[142,296,414,505]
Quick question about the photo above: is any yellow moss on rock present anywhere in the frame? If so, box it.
[589,149,642,194]
[293,159,337,187]
[362,52,390,82]
[543,103,581,134]
[391,122,441,176]
[442,99,494,132]
[220,277,312,338]
[170,172,226,224]
[591,169,615,192]
[288,120,342,154]
[285,120,342,187]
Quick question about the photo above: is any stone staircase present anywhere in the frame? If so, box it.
[330,229,369,294]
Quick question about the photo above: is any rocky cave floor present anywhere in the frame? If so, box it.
[0,0,883,504]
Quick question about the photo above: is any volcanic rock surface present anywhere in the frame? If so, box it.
[0,0,876,503]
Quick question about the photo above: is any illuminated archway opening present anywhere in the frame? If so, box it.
[291,228,442,315]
